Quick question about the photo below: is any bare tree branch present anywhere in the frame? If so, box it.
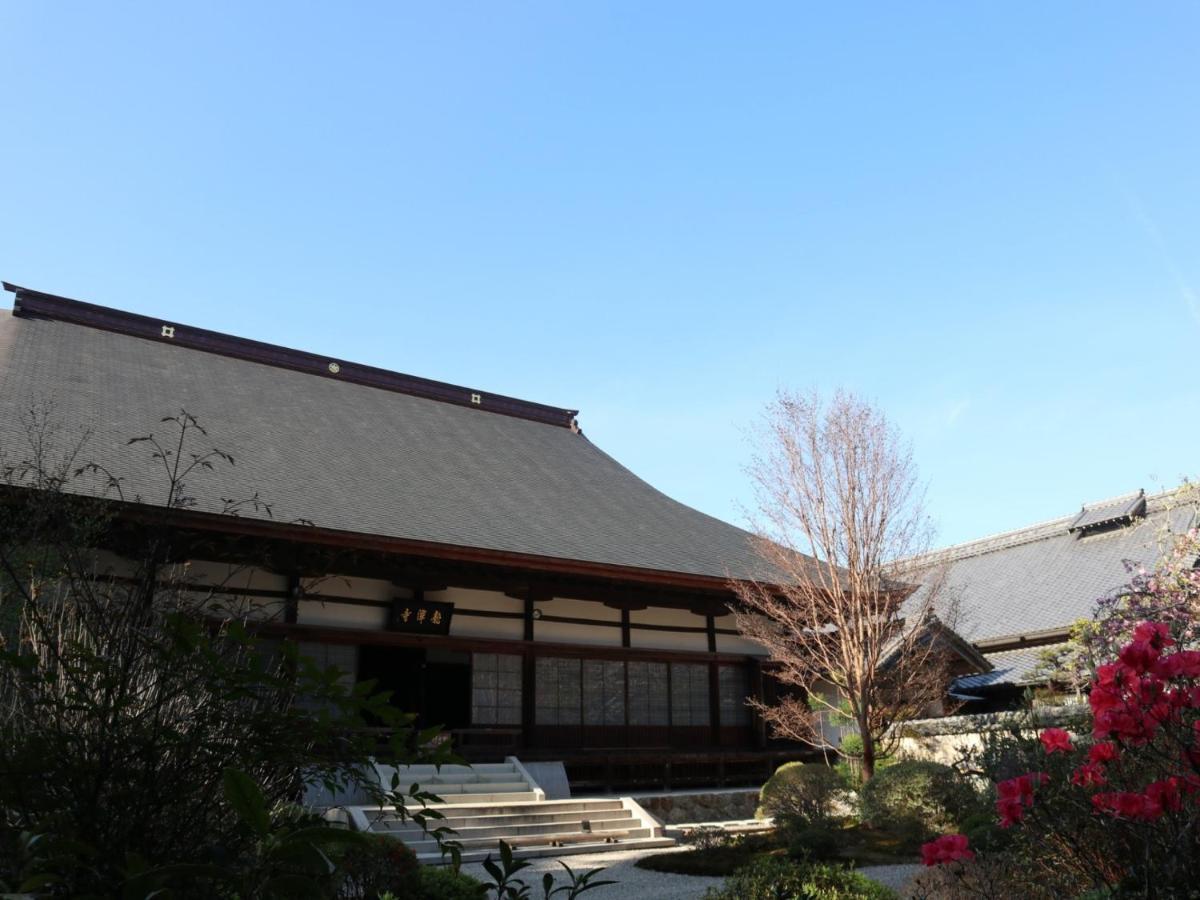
[732,389,957,781]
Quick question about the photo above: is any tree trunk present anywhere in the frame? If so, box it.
[860,722,876,782]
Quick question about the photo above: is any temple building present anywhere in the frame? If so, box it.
[0,282,803,793]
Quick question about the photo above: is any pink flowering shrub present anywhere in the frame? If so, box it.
[916,617,1200,897]
[920,834,974,866]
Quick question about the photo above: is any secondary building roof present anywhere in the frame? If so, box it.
[0,283,769,585]
[923,488,1195,645]
[913,488,1197,690]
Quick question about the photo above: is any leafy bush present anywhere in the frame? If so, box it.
[0,410,463,895]
[787,824,840,861]
[414,865,488,900]
[333,834,420,899]
[758,762,848,830]
[858,760,977,836]
[703,856,895,900]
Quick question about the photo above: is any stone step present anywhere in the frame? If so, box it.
[380,763,517,777]
[420,781,530,795]
[417,798,624,817]
[378,809,636,832]
[403,826,657,856]
[416,836,676,864]
[427,791,541,805]
[384,814,637,842]
[413,772,526,785]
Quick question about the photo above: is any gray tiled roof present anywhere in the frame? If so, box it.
[954,645,1063,690]
[0,308,770,581]
[915,491,1197,646]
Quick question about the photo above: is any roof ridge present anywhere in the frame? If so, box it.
[2,282,580,429]
[918,485,1190,566]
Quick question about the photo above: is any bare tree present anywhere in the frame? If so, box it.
[733,389,954,782]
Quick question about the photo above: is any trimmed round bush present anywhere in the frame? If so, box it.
[415,865,489,900]
[858,760,977,836]
[757,761,848,829]
[703,856,896,900]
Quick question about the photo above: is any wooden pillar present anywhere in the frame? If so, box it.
[284,574,300,625]
[521,595,536,750]
[709,662,721,748]
[705,614,717,653]
[621,608,631,648]
[749,658,767,749]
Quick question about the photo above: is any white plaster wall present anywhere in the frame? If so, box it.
[629,607,709,652]
[435,587,525,640]
[297,599,387,629]
[533,597,622,647]
[301,573,395,602]
[181,560,288,592]
[714,631,767,656]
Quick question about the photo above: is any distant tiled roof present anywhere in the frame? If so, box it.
[0,286,774,583]
[913,489,1197,647]
[954,645,1062,690]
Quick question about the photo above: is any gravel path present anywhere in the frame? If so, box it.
[461,846,723,900]
[859,863,921,893]
[462,847,921,899]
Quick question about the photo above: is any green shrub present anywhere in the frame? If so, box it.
[758,762,848,829]
[703,856,895,900]
[857,760,977,836]
[334,834,420,899]
[414,865,489,900]
[787,825,840,861]
[958,810,1008,856]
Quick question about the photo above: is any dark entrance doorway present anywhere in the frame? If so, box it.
[356,645,470,731]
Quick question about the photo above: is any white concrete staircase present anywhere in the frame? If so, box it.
[337,758,673,863]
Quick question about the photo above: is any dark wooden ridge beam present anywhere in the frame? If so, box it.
[4,283,579,429]
[254,619,755,665]
[104,498,742,596]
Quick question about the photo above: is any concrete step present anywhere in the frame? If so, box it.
[415,799,624,817]
[380,809,636,832]
[421,781,530,795]
[416,836,677,865]
[403,826,657,855]
[415,772,526,785]
[384,814,638,842]
[380,763,517,777]
[433,791,540,805]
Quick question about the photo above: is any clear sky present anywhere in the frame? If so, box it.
[2,2,1198,548]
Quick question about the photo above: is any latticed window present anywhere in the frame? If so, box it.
[627,660,670,726]
[583,659,626,726]
[718,665,751,726]
[471,653,522,725]
[535,657,582,725]
[670,662,710,726]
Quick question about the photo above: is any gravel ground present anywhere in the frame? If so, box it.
[461,847,921,899]
[859,863,921,893]
[461,846,723,900]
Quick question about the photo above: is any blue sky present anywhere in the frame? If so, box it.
[2,2,1199,548]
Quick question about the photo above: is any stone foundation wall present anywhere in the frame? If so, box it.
[894,704,1088,765]
[633,788,760,824]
